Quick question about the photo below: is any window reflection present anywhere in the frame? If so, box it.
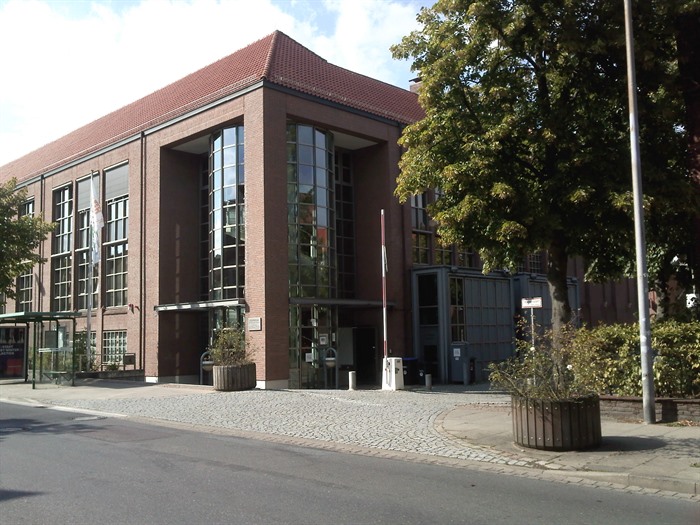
[209,126,245,300]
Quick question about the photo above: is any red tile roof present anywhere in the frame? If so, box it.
[2,31,422,180]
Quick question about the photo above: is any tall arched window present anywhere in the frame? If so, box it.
[286,123,336,299]
[209,126,245,301]
[287,123,338,388]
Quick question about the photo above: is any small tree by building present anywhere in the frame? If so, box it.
[0,178,54,303]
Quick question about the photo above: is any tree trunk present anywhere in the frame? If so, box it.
[547,238,572,336]
[652,258,675,321]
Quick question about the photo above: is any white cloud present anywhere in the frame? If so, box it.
[0,0,428,166]
[315,0,421,83]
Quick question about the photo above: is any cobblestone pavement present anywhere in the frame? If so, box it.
[24,387,514,464]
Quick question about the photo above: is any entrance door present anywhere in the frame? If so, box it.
[354,327,377,385]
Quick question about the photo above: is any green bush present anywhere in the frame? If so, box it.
[569,320,700,398]
[208,326,253,366]
[489,322,598,400]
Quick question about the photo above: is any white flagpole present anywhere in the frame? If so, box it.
[86,224,93,371]
[86,191,93,370]
[87,172,104,370]
[381,209,388,361]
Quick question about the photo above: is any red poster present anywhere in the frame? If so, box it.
[0,326,26,377]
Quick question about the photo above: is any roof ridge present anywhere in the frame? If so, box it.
[262,30,280,80]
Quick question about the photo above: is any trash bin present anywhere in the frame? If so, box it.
[338,364,354,388]
[402,357,418,385]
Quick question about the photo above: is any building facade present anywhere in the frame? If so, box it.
[0,32,637,387]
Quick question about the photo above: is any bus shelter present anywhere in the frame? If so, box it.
[0,311,80,388]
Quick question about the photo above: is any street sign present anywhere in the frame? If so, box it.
[521,297,543,309]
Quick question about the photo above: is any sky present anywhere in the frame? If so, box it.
[0,0,432,167]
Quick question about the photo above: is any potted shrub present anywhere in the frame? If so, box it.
[209,326,256,391]
[489,322,601,451]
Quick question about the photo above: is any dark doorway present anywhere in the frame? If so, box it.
[354,327,377,385]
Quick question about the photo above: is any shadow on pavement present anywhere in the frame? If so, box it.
[599,435,666,452]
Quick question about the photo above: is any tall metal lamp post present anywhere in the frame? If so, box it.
[623,0,656,424]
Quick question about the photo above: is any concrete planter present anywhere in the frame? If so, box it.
[512,395,602,451]
[212,363,256,391]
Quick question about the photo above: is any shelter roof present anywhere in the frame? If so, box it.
[0,311,81,323]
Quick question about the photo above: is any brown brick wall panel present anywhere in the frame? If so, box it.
[243,89,266,379]
[261,89,290,381]
[143,143,162,377]
[157,149,202,305]
[149,148,204,377]
[285,95,400,143]
[152,97,246,150]
[244,88,290,382]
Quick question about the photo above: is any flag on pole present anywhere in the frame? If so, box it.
[90,177,104,266]
[382,244,388,275]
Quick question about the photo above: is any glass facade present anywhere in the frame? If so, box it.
[411,193,430,264]
[450,276,466,342]
[104,164,129,307]
[209,126,245,302]
[287,123,338,388]
[287,123,336,299]
[335,151,355,299]
[103,330,127,365]
[76,176,99,311]
[517,252,544,274]
[51,185,73,311]
[199,160,209,300]
[16,200,34,312]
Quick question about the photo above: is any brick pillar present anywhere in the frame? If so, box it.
[244,88,290,388]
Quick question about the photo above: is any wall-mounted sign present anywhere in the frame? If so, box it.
[247,317,262,331]
[319,334,329,346]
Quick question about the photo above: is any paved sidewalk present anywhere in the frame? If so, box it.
[439,402,699,499]
[1,378,698,501]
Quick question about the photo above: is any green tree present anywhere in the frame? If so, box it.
[392,0,697,332]
[673,1,700,310]
[0,178,54,303]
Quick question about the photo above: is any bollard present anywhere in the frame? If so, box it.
[348,370,356,391]
[425,373,432,391]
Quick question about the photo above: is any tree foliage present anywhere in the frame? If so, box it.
[0,178,54,302]
[392,0,698,330]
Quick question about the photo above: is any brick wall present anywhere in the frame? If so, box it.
[600,396,700,423]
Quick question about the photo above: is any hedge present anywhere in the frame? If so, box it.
[569,320,700,398]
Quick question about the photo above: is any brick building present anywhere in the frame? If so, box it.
[0,32,636,387]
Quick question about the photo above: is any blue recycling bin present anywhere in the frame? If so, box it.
[402,357,419,385]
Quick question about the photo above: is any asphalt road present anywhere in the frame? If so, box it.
[1,402,697,525]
